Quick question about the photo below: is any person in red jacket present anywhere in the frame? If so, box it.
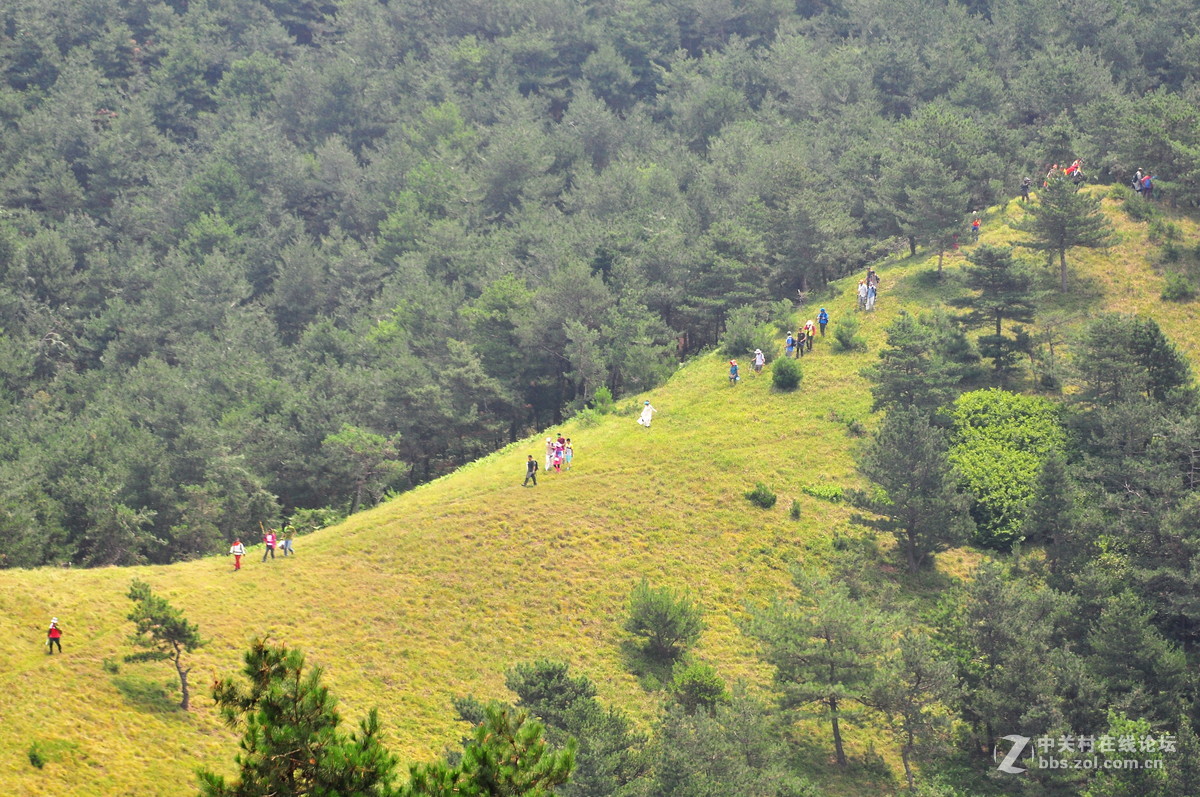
[262,529,277,562]
[47,618,63,654]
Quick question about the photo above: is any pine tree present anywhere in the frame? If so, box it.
[125,579,204,710]
[863,631,956,790]
[198,639,398,797]
[861,311,962,413]
[950,244,1035,377]
[746,570,890,767]
[402,703,575,797]
[853,406,975,572]
[1013,177,1113,291]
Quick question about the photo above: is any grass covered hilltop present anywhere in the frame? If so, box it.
[3,189,1200,796]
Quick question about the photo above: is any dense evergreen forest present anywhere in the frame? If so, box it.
[3,0,1200,567]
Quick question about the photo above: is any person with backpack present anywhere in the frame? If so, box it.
[261,528,277,562]
[785,332,795,358]
[230,538,246,570]
[804,319,816,350]
[1020,176,1032,201]
[1142,174,1155,200]
[523,454,538,486]
[47,618,63,654]
[818,308,829,336]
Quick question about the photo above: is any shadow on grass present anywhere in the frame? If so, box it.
[112,675,179,714]
[617,639,675,692]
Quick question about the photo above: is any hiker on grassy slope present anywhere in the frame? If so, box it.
[280,525,294,556]
[47,618,62,654]
[637,400,656,427]
[262,528,277,561]
[818,309,829,337]
[230,538,246,570]
[523,454,538,486]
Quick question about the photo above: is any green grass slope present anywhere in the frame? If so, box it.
[1,188,1197,796]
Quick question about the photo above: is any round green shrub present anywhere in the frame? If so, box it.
[772,357,802,391]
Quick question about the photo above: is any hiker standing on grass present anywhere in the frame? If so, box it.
[637,401,657,427]
[795,327,807,358]
[523,455,538,486]
[785,332,795,358]
[804,319,816,350]
[818,308,829,336]
[753,349,765,374]
[262,528,277,562]
[564,439,574,470]
[544,438,554,472]
[866,282,877,311]
[857,280,868,310]
[280,525,294,556]
[230,538,246,570]
[1020,176,1032,201]
[729,360,740,384]
[971,215,981,241]
[47,618,62,654]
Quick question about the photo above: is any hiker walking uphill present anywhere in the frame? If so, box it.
[46,618,62,654]
[804,319,816,350]
[637,400,657,428]
[523,454,538,486]
[795,327,807,358]
[785,331,796,358]
[261,528,276,561]
[229,538,246,570]
[280,526,294,556]
[753,348,765,374]
[857,280,868,310]
[818,308,829,336]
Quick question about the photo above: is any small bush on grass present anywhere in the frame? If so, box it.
[670,661,729,714]
[789,499,802,520]
[801,484,844,502]
[625,579,704,663]
[771,357,802,391]
[1162,272,1196,302]
[102,657,120,674]
[1124,195,1159,222]
[28,743,45,769]
[745,482,777,509]
[832,318,867,352]
[591,385,615,413]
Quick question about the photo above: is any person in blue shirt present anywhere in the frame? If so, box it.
[729,360,740,384]
[818,308,829,336]
[785,332,795,358]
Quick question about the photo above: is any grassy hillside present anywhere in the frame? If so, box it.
[2,189,1197,796]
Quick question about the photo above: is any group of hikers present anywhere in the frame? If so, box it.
[523,433,575,486]
[1132,168,1157,199]
[858,267,882,310]
[728,307,832,384]
[228,525,295,570]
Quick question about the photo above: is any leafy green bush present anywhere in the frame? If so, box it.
[771,357,802,391]
[670,661,729,714]
[27,743,44,769]
[285,507,345,536]
[801,484,844,502]
[102,657,120,674]
[1123,195,1159,222]
[744,482,777,508]
[1162,272,1196,302]
[948,389,1067,549]
[573,408,602,428]
[1107,183,1133,201]
[721,305,775,360]
[625,580,705,662]
[591,385,615,413]
[832,318,867,352]
[770,299,795,333]
[1148,218,1180,242]
[789,499,802,520]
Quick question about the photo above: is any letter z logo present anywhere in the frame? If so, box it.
[995,734,1031,774]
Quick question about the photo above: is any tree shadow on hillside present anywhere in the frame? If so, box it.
[112,675,180,714]
[618,639,675,692]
